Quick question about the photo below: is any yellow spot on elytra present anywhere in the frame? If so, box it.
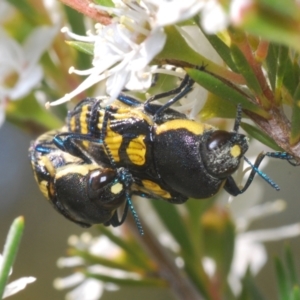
[113,107,153,124]
[104,131,123,162]
[230,145,241,157]
[79,105,89,134]
[142,180,171,199]
[69,116,76,131]
[40,156,56,177]
[127,136,146,165]
[56,164,99,179]
[156,119,213,135]
[39,180,49,199]
[77,104,90,148]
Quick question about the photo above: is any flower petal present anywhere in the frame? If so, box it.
[201,0,228,34]
[23,26,58,66]
[3,277,36,299]
[65,278,104,300]
[151,0,205,27]
[9,65,43,100]
[54,273,85,290]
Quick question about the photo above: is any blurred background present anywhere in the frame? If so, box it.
[2,0,300,299]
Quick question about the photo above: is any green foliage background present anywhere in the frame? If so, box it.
[2,0,300,299]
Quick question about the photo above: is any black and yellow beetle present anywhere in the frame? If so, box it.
[29,75,295,233]
[29,129,139,228]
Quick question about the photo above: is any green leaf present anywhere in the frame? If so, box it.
[258,0,299,19]
[64,5,86,36]
[64,6,92,70]
[96,227,153,271]
[150,201,195,258]
[239,9,300,53]
[276,46,296,103]
[69,248,151,273]
[284,245,298,286]
[0,217,25,299]
[186,68,270,118]
[230,44,264,97]
[280,48,296,96]
[87,272,167,287]
[275,256,290,300]
[201,207,235,279]
[240,122,283,151]
[150,200,210,297]
[199,93,237,121]
[93,0,114,6]
[290,82,300,145]
[196,21,239,73]
[292,286,300,300]
[238,269,266,300]
[158,26,222,74]
[158,26,204,65]
[292,58,300,90]
[184,198,216,264]
[6,95,63,131]
[185,197,215,229]
[158,26,242,85]
[6,0,37,25]
[265,43,279,91]
[66,41,94,56]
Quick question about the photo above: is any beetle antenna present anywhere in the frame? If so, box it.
[126,193,144,235]
[243,156,280,190]
[233,104,242,133]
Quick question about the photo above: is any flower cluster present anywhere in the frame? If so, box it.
[0,1,57,126]
[49,0,235,107]
[54,232,147,300]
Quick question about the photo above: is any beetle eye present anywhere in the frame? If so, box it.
[207,130,232,150]
[89,169,117,191]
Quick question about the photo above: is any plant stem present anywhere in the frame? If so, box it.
[59,0,112,24]
[127,214,206,300]
[246,107,300,162]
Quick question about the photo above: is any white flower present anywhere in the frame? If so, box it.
[0,25,57,126]
[200,0,256,33]
[200,0,229,34]
[224,148,300,296]
[230,0,254,25]
[145,0,205,27]
[201,177,300,296]
[0,1,15,22]
[228,223,300,295]
[0,254,36,299]
[54,274,107,300]
[55,232,142,300]
[49,0,207,107]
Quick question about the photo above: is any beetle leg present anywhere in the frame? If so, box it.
[117,94,141,107]
[225,151,296,195]
[105,201,129,227]
[144,75,195,120]
[53,132,104,163]
[145,74,191,104]
[223,176,242,196]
